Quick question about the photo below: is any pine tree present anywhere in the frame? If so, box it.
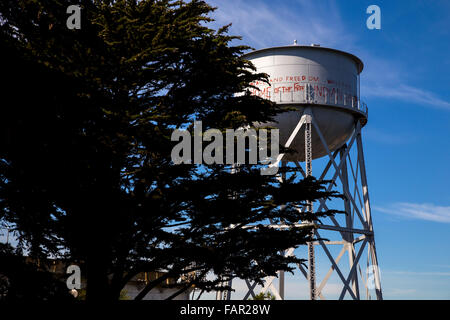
[0,0,341,300]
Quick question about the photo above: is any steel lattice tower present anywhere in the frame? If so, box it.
[211,44,382,300]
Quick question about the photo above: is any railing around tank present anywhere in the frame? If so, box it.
[357,100,368,115]
[250,82,368,116]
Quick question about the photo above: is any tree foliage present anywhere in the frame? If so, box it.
[250,292,276,300]
[0,243,72,301]
[0,0,341,300]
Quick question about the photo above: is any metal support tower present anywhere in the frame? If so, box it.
[216,106,382,300]
[304,111,316,300]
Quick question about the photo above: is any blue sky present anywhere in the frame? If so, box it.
[204,0,450,299]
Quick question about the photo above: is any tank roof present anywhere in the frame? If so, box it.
[242,45,364,74]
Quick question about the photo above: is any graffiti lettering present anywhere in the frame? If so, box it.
[294,83,304,92]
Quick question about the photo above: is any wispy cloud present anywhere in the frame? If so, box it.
[431,265,450,269]
[386,288,417,297]
[374,202,450,223]
[386,271,450,277]
[362,72,450,110]
[364,126,412,145]
[208,0,352,49]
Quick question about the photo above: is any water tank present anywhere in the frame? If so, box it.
[243,45,368,161]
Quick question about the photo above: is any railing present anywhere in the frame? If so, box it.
[250,82,368,116]
[357,100,368,115]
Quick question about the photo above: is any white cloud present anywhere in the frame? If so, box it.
[374,202,450,223]
[385,288,417,297]
[208,0,353,49]
[364,126,411,145]
[356,50,450,110]
[362,81,450,110]
[387,271,450,277]
[431,265,450,269]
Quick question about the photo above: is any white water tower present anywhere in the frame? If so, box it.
[217,44,382,300]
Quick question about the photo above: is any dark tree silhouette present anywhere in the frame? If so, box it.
[0,243,73,301]
[0,0,341,300]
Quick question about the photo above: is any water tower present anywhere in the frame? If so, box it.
[217,43,382,300]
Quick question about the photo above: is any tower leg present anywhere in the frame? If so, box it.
[304,110,316,300]
[340,146,360,299]
[240,114,382,301]
[223,279,232,300]
[356,131,383,300]
[215,278,233,300]
[278,162,285,300]
[215,281,223,300]
[279,269,285,299]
